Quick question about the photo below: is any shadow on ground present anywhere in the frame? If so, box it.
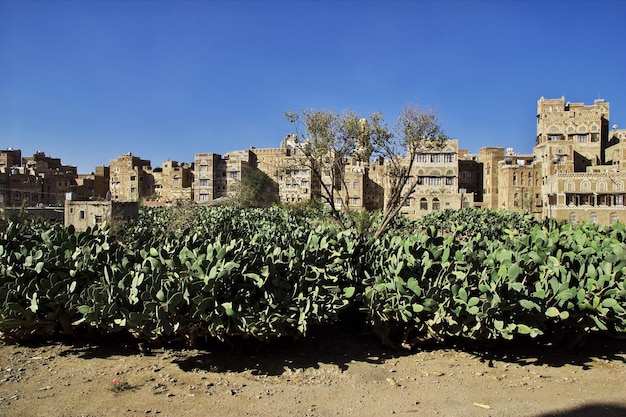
[52,325,626,377]
[173,325,399,376]
[468,332,626,370]
[533,403,626,417]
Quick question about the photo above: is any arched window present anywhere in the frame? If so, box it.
[566,181,575,192]
[581,181,590,192]
[420,198,428,210]
[610,212,619,224]
[432,198,440,210]
[597,181,607,192]
[590,213,598,224]
[569,212,578,224]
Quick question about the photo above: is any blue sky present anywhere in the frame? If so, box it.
[1,0,625,173]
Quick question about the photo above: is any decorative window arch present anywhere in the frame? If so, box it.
[569,212,578,224]
[577,125,588,133]
[590,213,598,224]
[430,169,441,176]
[597,181,607,192]
[610,212,619,224]
[432,198,441,210]
[565,181,575,192]
[614,181,624,192]
[420,198,428,210]
[581,181,591,192]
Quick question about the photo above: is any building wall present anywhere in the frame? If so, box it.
[0,148,22,170]
[497,153,542,216]
[394,140,464,219]
[536,96,608,166]
[153,160,193,203]
[109,154,153,202]
[478,147,505,210]
[65,199,139,231]
[458,154,483,205]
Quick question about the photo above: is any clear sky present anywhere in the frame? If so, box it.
[1,0,625,173]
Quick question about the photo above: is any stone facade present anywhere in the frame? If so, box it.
[394,140,468,219]
[152,160,193,203]
[109,153,153,202]
[0,149,78,206]
[476,97,626,225]
[7,96,626,226]
[64,198,139,231]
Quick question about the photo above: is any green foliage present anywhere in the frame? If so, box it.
[361,209,626,349]
[1,206,625,350]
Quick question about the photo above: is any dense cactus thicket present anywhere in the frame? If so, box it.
[1,206,625,349]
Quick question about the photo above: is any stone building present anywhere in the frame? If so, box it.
[109,153,153,202]
[254,135,316,205]
[534,97,626,224]
[476,97,626,225]
[65,198,138,231]
[0,150,78,206]
[152,160,193,203]
[75,166,110,200]
[394,139,469,219]
[457,150,482,206]
[193,150,258,204]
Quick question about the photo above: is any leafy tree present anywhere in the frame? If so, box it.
[285,105,448,238]
[229,164,274,208]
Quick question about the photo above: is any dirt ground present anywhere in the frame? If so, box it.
[1,326,625,417]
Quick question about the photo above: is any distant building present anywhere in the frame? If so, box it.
[193,150,259,204]
[75,166,110,200]
[393,139,468,218]
[64,197,138,231]
[0,150,79,206]
[458,151,482,206]
[152,160,193,203]
[109,153,153,202]
[476,97,626,225]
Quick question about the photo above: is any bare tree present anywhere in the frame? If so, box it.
[284,109,364,230]
[285,105,448,238]
[372,105,448,238]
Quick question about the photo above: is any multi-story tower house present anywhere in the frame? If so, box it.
[338,157,368,210]
[0,148,22,170]
[497,149,542,215]
[23,151,78,205]
[535,97,609,175]
[193,150,258,204]
[194,153,224,203]
[478,147,505,211]
[0,148,23,205]
[74,166,110,200]
[457,150,483,206]
[253,135,315,205]
[152,160,193,203]
[0,151,78,206]
[536,97,626,224]
[363,157,385,211]
[109,153,153,202]
[391,139,464,219]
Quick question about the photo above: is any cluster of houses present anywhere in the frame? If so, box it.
[2,96,626,229]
